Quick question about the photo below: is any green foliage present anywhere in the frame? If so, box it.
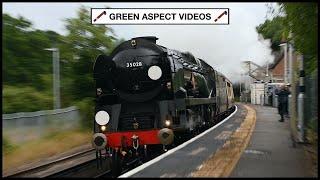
[75,97,94,130]
[3,136,18,155]
[256,16,287,52]
[2,14,61,89]
[256,3,318,75]
[63,6,118,101]
[281,3,318,74]
[3,85,53,113]
[3,13,64,113]
[3,6,119,113]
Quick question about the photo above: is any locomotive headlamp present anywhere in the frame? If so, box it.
[148,65,162,80]
[166,82,172,90]
[95,111,110,125]
[131,39,137,47]
[100,125,107,132]
[165,120,171,127]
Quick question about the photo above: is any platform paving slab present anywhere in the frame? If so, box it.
[230,104,313,177]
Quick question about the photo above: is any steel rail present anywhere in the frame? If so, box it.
[5,148,95,177]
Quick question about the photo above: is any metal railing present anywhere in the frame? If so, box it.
[289,61,317,143]
[3,106,80,144]
[303,70,318,133]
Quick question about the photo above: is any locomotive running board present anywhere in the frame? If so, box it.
[185,97,216,106]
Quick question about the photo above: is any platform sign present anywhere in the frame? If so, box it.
[91,8,229,25]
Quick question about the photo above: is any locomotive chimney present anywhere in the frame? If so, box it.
[132,36,158,43]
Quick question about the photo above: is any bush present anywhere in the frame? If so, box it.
[75,97,94,130]
[3,85,53,113]
[3,137,17,155]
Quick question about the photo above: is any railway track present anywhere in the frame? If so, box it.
[48,158,111,177]
[5,145,162,178]
[50,150,162,177]
[5,148,96,178]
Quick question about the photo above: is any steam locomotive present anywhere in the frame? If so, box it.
[92,36,235,175]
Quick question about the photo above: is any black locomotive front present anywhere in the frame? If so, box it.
[110,36,172,103]
[92,37,176,152]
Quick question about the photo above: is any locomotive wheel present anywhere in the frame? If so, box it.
[111,149,123,177]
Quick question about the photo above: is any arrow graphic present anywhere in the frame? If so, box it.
[94,11,106,22]
[214,11,227,22]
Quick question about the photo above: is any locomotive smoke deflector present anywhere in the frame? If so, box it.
[93,55,115,80]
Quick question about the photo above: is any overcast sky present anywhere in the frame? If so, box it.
[3,2,276,83]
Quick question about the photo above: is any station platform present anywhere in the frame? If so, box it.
[230,104,313,177]
[119,103,314,178]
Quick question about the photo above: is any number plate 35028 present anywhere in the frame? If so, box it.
[126,62,143,68]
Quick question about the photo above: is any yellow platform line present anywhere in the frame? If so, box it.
[191,104,256,177]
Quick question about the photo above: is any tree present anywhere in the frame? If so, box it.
[256,16,287,53]
[2,14,68,112]
[63,6,118,100]
[256,3,318,74]
[2,14,62,90]
[280,3,318,74]
[3,8,122,114]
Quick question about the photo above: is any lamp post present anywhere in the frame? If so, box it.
[44,48,61,109]
[297,54,305,143]
[240,73,242,102]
